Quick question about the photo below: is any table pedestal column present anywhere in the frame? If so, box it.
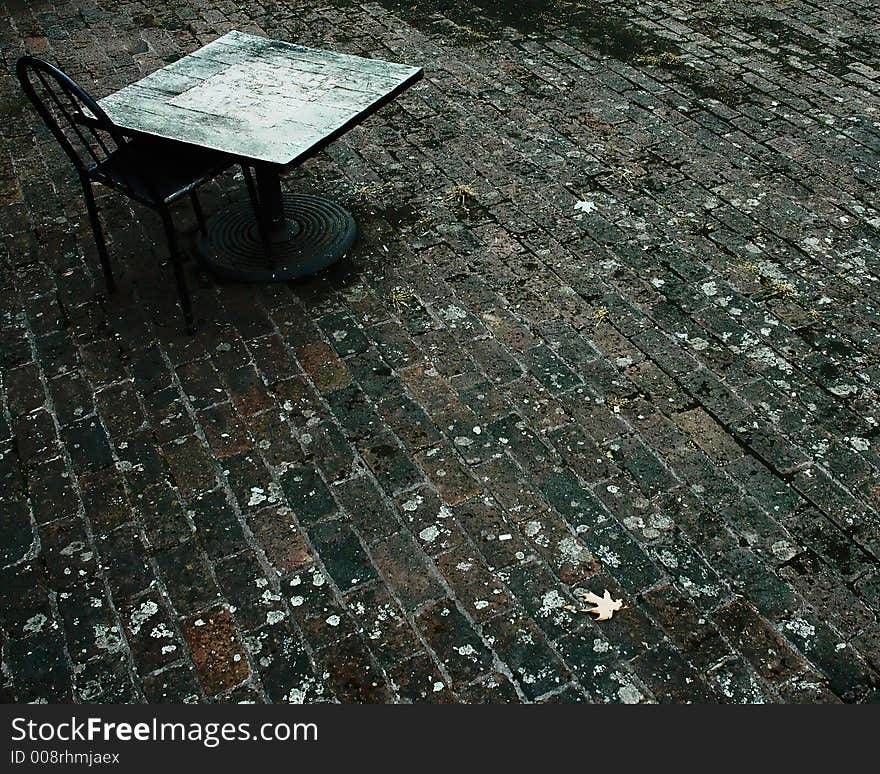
[196,163,357,282]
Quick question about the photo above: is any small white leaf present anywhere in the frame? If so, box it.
[576,589,624,621]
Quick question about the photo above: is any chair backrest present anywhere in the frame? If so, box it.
[16,56,127,176]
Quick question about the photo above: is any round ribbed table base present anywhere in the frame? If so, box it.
[197,194,356,282]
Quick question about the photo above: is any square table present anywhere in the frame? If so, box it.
[99,30,423,281]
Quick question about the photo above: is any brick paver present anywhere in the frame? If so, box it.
[1,0,878,703]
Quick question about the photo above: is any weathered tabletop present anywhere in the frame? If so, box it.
[97,31,422,283]
[99,30,423,166]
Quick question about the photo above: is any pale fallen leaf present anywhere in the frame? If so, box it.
[576,589,624,621]
[574,199,596,213]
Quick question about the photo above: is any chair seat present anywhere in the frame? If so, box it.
[93,135,233,206]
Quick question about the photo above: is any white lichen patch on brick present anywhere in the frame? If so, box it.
[128,600,159,635]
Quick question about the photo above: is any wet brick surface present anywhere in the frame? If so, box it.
[0,0,879,702]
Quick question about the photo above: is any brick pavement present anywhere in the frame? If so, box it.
[0,0,878,703]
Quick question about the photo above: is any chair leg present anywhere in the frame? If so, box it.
[189,190,207,236]
[81,178,116,295]
[160,209,195,335]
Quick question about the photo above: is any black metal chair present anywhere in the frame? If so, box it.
[16,55,251,334]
